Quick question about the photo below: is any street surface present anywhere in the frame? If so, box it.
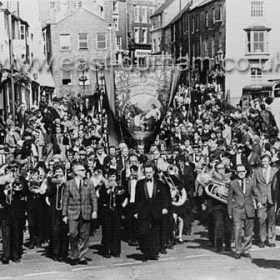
[1,221,280,280]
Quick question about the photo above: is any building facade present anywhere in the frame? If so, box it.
[226,0,280,105]
[44,7,116,97]
[127,0,163,64]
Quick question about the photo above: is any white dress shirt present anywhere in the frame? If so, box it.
[130,179,137,203]
[147,180,153,198]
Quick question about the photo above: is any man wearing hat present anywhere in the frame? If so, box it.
[62,164,98,265]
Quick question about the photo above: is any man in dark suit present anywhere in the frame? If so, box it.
[134,162,169,261]
[228,164,261,259]
[62,164,98,265]
[253,154,278,248]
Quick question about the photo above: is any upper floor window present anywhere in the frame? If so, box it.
[251,1,264,18]
[113,1,118,13]
[134,27,139,44]
[141,6,148,23]
[113,15,119,31]
[20,24,25,40]
[246,29,269,54]
[134,6,140,23]
[141,28,148,44]
[192,17,195,33]
[196,14,200,31]
[60,34,71,51]
[78,33,88,50]
[116,36,122,50]
[97,33,107,49]
[205,11,209,28]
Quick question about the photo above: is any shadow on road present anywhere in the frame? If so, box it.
[252,258,280,270]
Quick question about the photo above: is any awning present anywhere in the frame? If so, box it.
[37,69,55,88]
[29,68,55,88]
[243,25,271,32]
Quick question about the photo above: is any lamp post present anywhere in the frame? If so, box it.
[216,48,224,92]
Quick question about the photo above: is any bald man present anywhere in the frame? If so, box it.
[62,164,98,265]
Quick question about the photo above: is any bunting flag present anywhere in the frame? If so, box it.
[105,66,181,146]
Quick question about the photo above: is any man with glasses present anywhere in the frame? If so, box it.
[62,164,98,265]
[253,154,278,248]
[228,164,261,259]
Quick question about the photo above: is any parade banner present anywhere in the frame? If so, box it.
[105,66,181,145]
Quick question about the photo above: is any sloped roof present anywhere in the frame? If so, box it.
[190,0,215,10]
[168,1,192,26]
[56,6,108,25]
[151,0,174,18]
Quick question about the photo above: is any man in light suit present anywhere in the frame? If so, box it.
[253,154,278,248]
[134,162,169,261]
[228,164,261,259]
[62,164,98,265]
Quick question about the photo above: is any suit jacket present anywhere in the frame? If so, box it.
[253,166,278,205]
[227,178,261,219]
[135,178,169,220]
[62,178,98,220]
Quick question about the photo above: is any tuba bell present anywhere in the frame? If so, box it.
[204,179,228,204]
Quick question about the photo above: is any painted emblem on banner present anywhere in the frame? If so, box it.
[114,68,172,141]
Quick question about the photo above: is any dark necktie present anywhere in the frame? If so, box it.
[79,180,82,193]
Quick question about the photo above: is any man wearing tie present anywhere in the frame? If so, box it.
[123,165,139,246]
[134,162,169,261]
[228,164,261,259]
[62,164,98,265]
[253,154,278,248]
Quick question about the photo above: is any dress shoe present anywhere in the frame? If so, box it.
[159,248,167,255]
[259,242,265,248]
[234,253,241,259]
[70,259,79,266]
[141,255,148,262]
[12,258,20,263]
[177,239,184,245]
[78,259,88,265]
[29,244,35,250]
[111,254,120,258]
[241,252,251,258]
[103,254,111,259]
[265,241,276,247]
[148,255,159,261]
[52,256,58,261]
[1,258,9,264]
[225,247,232,252]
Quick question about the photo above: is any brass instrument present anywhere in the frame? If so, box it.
[162,169,186,207]
[204,179,228,204]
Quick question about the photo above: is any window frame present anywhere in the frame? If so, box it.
[251,67,262,83]
[59,34,71,51]
[112,15,120,31]
[96,33,107,50]
[205,11,209,28]
[20,24,25,40]
[251,1,264,18]
[134,27,140,44]
[61,70,72,85]
[78,33,88,50]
